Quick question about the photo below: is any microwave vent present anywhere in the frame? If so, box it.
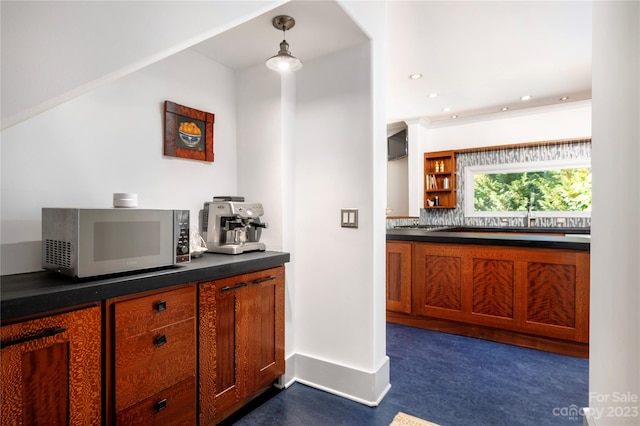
[45,239,72,269]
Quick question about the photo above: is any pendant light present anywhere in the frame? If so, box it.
[265,15,303,72]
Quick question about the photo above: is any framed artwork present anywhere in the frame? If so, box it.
[164,101,215,162]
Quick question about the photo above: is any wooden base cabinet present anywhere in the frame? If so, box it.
[106,284,197,425]
[386,241,590,356]
[1,306,102,425]
[386,241,412,314]
[199,266,285,425]
[413,243,590,343]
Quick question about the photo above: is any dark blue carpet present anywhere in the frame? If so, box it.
[224,323,588,425]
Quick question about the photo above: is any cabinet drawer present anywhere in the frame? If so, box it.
[115,285,195,339]
[115,318,196,411]
[116,376,196,426]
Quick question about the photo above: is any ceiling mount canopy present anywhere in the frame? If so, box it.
[265,15,303,72]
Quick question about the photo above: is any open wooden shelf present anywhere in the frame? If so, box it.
[424,151,456,209]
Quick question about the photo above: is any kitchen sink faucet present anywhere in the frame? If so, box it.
[526,193,536,227]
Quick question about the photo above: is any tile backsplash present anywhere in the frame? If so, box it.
[419,140,592,228]
[386,217,420,228]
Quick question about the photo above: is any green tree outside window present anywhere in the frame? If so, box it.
[474,168,591,212]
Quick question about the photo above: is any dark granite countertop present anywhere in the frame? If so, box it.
[387,226,590,251]
[1,251,290,322]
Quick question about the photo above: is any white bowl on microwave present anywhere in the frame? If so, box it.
[113,193,138,208]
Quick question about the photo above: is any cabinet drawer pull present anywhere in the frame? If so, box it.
[221,282,248,293]
[0,326,66,349]
[154,334,167,347]
[252,275,277,285]
[155,301,167,312]
[156,398,167,412]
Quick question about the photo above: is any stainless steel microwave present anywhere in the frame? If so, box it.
[42,208,190,278]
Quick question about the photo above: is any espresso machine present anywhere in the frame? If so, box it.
[202,197,268,254]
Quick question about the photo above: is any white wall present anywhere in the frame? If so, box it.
[236,0,390,403]
[293,40,389,404]
[0,0,284,129]
[386,157,408,216]
[295,42,373,367]
[235,62,297,382]
[339,0,389,394]
[588,2,640,425]
[406,118,429,216]
[235,64,286,252]
[0,49,238,275]
[424,101,592,152]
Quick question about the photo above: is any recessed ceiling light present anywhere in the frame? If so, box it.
[443,107,451,112]
[428,93,439,98]
[451,115,458,119]
[501,107,509,111]
[521,95,532,101]
[560,96,569,101]
[409,74,423,80]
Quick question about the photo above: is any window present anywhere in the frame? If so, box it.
[465,159,591,218]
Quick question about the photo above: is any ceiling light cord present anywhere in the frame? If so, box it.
[266,15,303,72]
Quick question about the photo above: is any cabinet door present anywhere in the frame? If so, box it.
[413,243,590,343]
[386,242,412,313]
[246,267,285,392]
[1,306,101,425]
[413,243,465,320]
[518,248,590,343]
[199,276,249,425]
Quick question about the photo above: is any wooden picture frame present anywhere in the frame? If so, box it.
[164,101,215,162]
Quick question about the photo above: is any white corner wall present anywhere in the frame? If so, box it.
[235,62,297,385]
[233,0,389,405]
[0,49,238,275]
[341,1,390,386]
[292,39,389,405]
[588,2,640,425]
[235,64,287,252]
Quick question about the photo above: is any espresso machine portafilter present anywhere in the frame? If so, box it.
[203,197,268,254]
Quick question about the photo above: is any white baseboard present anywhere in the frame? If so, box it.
[582,407,597,426]
[275,354,298,389]
[284,352,391,406]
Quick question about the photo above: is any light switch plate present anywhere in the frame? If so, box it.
[341,208,358,228]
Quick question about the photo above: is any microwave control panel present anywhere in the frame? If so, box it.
[174,209,190,263]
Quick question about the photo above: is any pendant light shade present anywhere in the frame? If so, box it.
[265,15,302,72]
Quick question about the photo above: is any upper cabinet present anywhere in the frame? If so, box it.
[424,151,457,209]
